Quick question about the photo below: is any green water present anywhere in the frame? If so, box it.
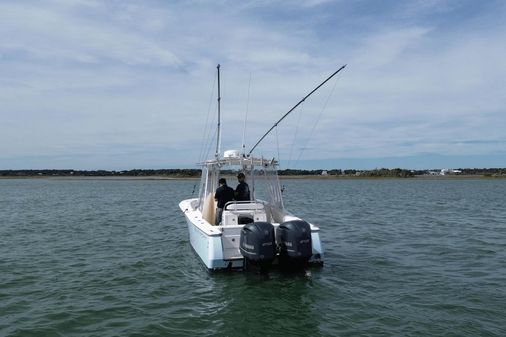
[1,178,505,336]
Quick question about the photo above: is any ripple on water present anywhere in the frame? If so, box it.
[1,178,506,336]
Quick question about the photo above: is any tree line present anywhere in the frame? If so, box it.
[1,168,504,178]
[0,169,201,177]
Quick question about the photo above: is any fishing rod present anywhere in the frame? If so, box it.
[241,72,252,156]
[247,64,347,156]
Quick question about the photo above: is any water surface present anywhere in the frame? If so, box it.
[1,178,505,336]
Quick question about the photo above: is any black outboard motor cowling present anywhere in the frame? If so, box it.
[240,222,276,271]
[276,220,313,269]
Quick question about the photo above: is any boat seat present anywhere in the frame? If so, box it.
[224,201,265,211]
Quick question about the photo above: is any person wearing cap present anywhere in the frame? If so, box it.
[215,178,235,225]
[235,172,250,201]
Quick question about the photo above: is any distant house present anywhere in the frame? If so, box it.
[441,168,462,175]
[321,170,328,176]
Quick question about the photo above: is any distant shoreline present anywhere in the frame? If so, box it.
[1,174,504,180]
[1,168,505,180]
[0,175,195,180]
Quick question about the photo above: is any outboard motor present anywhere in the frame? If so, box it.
[240,222,276,272]
[276,220,313,269]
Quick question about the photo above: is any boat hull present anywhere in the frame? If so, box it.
[181,199,244,271]
[180,198,324,271]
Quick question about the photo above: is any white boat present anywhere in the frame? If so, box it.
[179,64,345,271]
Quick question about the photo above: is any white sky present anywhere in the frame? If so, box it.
[1,0,505,169]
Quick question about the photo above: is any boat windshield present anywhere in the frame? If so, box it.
[197,163,219,211]
[197,156,285,214]
[251,164,284,210]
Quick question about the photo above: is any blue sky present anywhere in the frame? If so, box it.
[1,0,505,170]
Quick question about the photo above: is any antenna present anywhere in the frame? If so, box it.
[248,64,346,156]
[215,64,221,159]
[241,72,252,156]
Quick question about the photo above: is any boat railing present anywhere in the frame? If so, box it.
[224,200,265,211]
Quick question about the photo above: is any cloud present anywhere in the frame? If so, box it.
[1,0,505,169]
[0,2,180,67]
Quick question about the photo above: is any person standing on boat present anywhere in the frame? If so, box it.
[235,172,250,201]
[215,178,235,225]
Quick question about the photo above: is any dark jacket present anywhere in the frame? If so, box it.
[215,185,235,208]
[235,182,250,201]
